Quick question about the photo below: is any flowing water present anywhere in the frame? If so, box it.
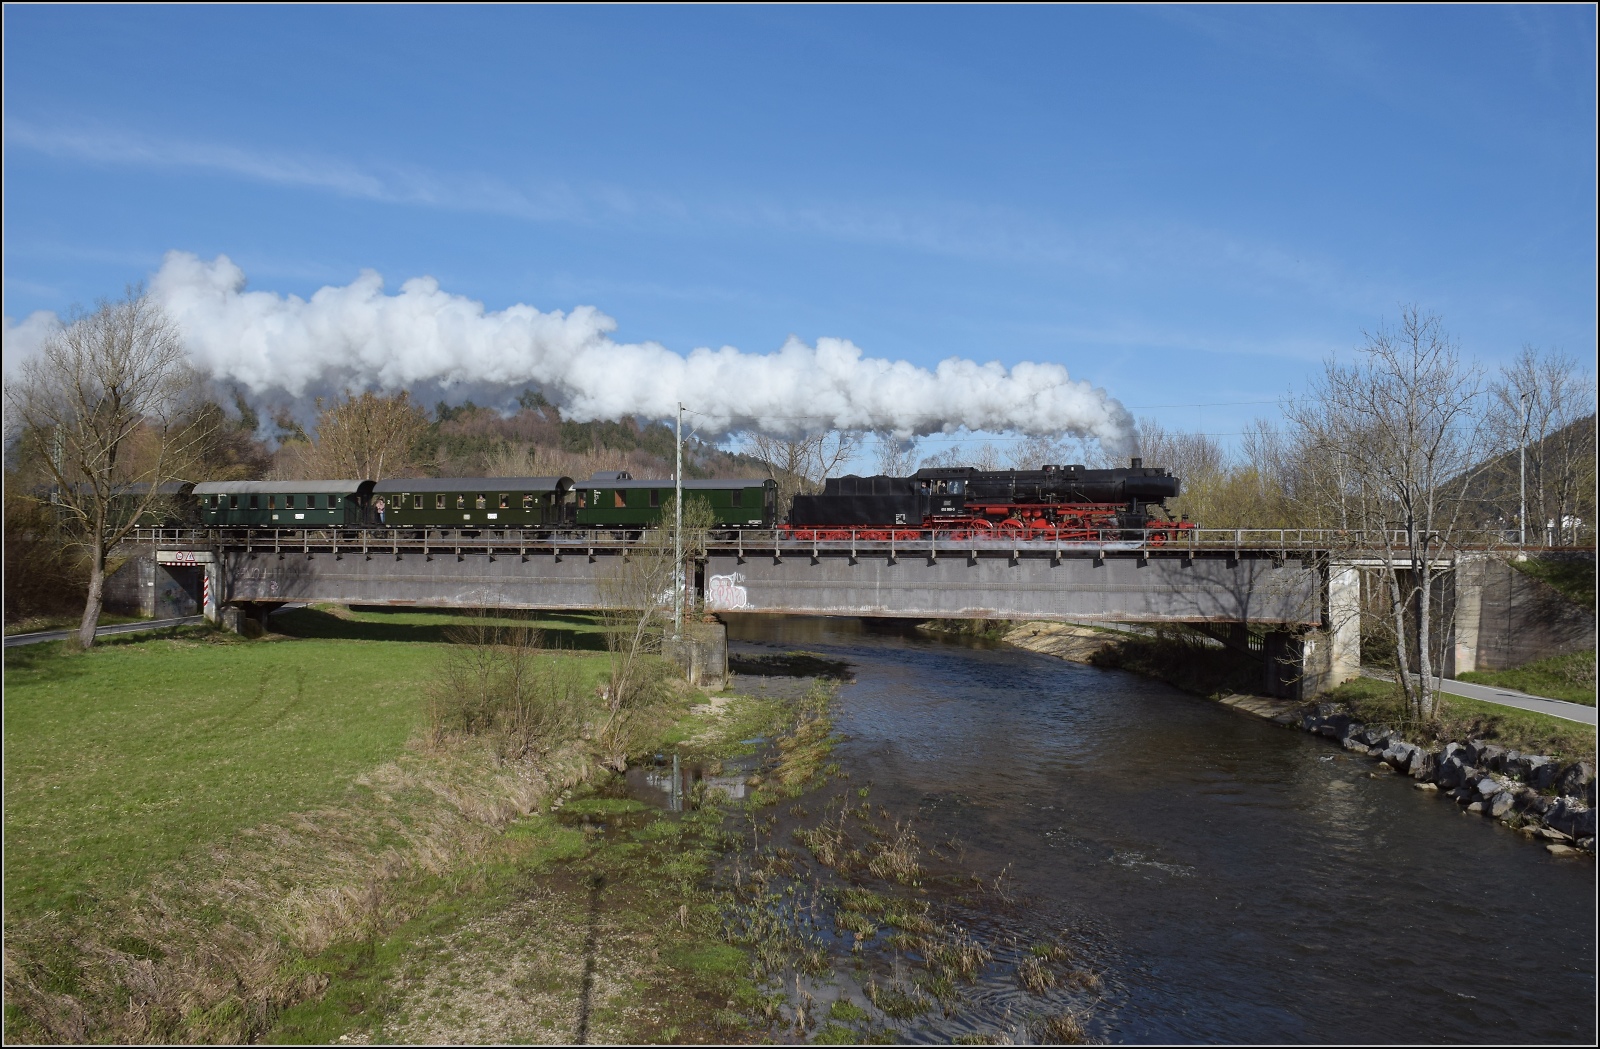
[717,614,1596,1044]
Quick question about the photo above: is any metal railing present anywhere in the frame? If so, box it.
[130,526,1585,557]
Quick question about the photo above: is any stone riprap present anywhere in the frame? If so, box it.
[1300,707,1596,854]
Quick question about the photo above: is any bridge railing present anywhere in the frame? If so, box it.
[130,526,1574,556]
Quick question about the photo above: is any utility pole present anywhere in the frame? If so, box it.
[674,401,684,640]
[1519,390,1529,550]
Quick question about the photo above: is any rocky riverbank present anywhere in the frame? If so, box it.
[1298,708,1596,855]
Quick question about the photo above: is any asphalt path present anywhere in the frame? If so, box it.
[1363,669,1596,726]
[3,616,205,648]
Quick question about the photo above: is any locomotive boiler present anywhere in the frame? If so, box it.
[786,458,1189,541]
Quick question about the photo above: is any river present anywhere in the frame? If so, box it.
[723,614,1596,1044]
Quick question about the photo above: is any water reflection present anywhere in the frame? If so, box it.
[721,614,1596,1045]
[626,762,748,807]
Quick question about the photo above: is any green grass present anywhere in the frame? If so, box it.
[1511,555,1596,610]
[1324,677,1596,764]
[3,608,611,921]
[5,602,792,1044]
[1459,651,1596,706]
[4,631,430,918]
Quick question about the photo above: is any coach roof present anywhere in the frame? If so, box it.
[371,476,574,494]
[192,480,373,495]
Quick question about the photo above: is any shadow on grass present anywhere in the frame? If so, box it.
[272,606,608,651]
[3,623,215,682]
[728,651,855,680]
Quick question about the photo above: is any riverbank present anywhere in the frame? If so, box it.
[1001,621,1596,856]
[1,608,798,1043]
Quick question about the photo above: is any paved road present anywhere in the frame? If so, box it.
[1363,669,1597,726]
[3,616,205,648]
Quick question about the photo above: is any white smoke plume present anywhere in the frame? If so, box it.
[8,251,1138,453]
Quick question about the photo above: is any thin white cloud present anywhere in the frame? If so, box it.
[6,120,1389,312]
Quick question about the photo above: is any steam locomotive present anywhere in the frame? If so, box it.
[786,459,1190,542]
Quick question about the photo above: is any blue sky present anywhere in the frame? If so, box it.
[3,5,1595,454]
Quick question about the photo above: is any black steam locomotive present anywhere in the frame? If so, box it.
[786,458,1190,542]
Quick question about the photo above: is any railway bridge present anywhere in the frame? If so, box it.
[132,526,1533,701]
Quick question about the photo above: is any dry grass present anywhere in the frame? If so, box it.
[3,737,598,1044]
[1016,954,1058,994]
[1034,1010,1089,1044]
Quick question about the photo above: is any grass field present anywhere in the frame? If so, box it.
[2,605,638,1041]
[4,606,613,922]
[1458,651,1596,706]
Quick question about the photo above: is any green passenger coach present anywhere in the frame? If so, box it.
[193,480,375,527]
[573,472,777,530]
[370,476,575,528]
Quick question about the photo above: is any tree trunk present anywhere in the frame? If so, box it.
[1386,566,1415,713]
[1414,561,1435,722]
[78,538,106,650]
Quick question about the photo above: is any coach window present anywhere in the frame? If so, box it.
[268,495,277,510]
[649,489,660,508]
[456,495,465,510]
[414,494,423,509]
[476,494,487,510]
[248,495,259,510]
[229,495,239,509]
[499,493,510,509]
[731,490,743,508]
[210,495,219,509]
[522,494,534,510]
[613,490,626,508]
[286,494,295,509]
[436,494,446,510]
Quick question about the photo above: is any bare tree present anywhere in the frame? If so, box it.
[4,290,213,648]
[1487,347,1596,545]
[745,430,864,520]
[919,440,1004,471]
[587,489,724,770]
[1007,434,1070,470]
[1287,306,1487,722]
[305,389,430,481]
[873,432,920,476]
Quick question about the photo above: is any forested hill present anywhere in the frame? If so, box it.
[253,388,778,483]
[427,394,772,481]
[1455,413,1595,543]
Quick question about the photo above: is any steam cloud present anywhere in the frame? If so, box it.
[7,251,1137,453]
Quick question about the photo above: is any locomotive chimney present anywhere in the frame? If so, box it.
[1130,457,1142,469]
